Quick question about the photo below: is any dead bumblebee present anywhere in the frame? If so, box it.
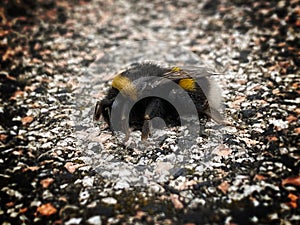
[94,62,223,140]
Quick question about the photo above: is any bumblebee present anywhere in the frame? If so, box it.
[94,62,223,140]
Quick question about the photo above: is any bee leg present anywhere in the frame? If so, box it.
[93,101,102,121]
[120,103,131,141]
[123,122,130,142]
[105,107,116,135]
[205,108,226,125]
[141,116,150,140]
[141,99,164,140]
[199,125,205,137]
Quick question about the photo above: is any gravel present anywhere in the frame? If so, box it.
[0,0,299,224]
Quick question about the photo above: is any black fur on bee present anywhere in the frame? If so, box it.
[94,62,223,140]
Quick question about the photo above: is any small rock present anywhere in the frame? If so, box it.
[86,215,102,225]
[82,176,94,187]
[102,197,117,205]
[114,180,130,189]
[65,218,82,225]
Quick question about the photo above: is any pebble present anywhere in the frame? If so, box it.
[65,218,82,225]
[82,176,94,187]
[1,0,299,224]
[148,183,165,193]
[102,197,117,205]
[114,180,130,190]
[86,215,102,225]
[79,190,90,205]
[1,187,23,199]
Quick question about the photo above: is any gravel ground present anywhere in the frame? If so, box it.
[0,0,299,224]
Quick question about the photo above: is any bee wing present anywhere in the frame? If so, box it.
[162,66,222,81]
[177,65,222,78]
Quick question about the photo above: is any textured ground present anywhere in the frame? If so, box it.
[0,0,299,224]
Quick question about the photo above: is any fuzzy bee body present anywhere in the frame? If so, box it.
[94,62,223,139]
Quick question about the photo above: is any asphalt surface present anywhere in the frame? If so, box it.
[0,0,299,224]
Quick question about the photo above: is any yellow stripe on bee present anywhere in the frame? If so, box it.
[112,74,129,90]
[171,66,181,72]
[179,78,196,91]
[112,75,137,100]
